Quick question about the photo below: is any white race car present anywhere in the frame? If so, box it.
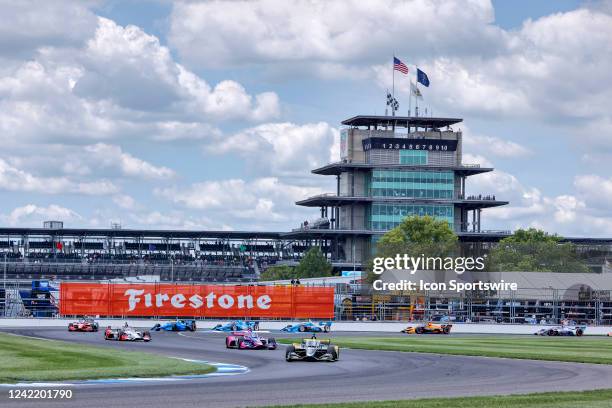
[534,325,585,336]
[285,336,339,362]
[104,325,152,342]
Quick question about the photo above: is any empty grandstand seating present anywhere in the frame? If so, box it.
[3,262,250,282]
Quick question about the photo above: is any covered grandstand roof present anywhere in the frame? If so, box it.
[0,227,283,239]
[341,115,462,128]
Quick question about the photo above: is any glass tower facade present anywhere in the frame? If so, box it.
[369,169,454,199]
[369,203,454,231]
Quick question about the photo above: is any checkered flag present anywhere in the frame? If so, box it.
[386,93,399,112]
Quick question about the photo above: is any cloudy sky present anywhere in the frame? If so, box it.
[0,0,611,237]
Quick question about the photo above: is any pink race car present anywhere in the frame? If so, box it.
[225,330,277,350]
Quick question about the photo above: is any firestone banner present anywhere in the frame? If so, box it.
[60,283,335,318]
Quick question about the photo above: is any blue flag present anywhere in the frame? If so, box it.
[417,68,430,87]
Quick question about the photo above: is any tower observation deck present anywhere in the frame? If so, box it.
[287,114,509,265]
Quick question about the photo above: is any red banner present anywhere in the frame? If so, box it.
[60,283,334,318]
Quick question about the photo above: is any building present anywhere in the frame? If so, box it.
[289,115,509,265]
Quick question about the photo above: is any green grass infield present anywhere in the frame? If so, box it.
[0,332,215,383]
[278,335,612,365]
[266,389,612,408]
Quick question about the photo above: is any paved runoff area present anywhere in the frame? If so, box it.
[1,327,612,407]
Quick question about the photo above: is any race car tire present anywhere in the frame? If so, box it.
[328,345,339,361]
[285,345,295,362]
[254,322,260,330]
[68,324,73,331]
[239,339,247,349]
[323,326,329,333]
[299,325,306,332]
[576,328,584,336]
[442,326,451,334]
[547,329,556,336]
[415,327,424,334]
[232,324,238,331]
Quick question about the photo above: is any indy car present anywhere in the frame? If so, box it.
[68,317,99,332]
[212,320,259,332]
[285,335,339,362]
[225,330,277,350]
[534,325,585,336]
[104,325,152,342]
[152,319,197,332]
[281,321,332,333]
[401,321,452,334]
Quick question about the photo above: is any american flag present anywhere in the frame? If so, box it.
[393,57,409,74]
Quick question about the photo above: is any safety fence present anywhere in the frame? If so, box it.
[2,280,612,325]
[334,287,612,325]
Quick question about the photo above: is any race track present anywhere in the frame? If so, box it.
[2,327,612,408]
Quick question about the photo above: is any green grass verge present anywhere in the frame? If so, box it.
[265,389,612,407]
[278,336,612,364]
[0,332,215,383]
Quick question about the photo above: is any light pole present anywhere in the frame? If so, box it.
[3,252,6,289]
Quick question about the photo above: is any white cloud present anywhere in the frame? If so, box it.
[462,127,532,159]
[466,161,612,236]
[209,122,338,178]
[156,177,323,228]
[126,210,231,230]
[169,0,503,68]
[0,158,118,195]
[384,8,612,146]
[84,144,175,179]
[112,194,138,210]
[0,17,279,148]
[0,0,97,59]
[1,204,82,227]
[574,174,612,210]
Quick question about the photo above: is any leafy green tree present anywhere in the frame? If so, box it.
[259,247,333,281]
[295,247,333,278]
[487,228,589,272]
[259,265,295,281]
[366,216,458,282]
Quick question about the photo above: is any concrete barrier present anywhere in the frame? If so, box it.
[0,318,610,336]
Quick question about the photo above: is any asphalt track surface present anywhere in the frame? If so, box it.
[2,328,612,408]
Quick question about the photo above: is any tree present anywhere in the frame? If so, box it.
[259,247,333,281]
[487,228,589,272]
[366,216,458,282]
[294,247,333,278]
[259,265,295,281]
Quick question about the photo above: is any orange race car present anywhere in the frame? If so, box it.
[401,321,452,334]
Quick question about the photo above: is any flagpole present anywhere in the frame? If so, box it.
[392,55,395,101]
[408,82,412,118]
[415,66,419,117]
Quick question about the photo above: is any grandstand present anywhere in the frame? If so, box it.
[0,226,331,282]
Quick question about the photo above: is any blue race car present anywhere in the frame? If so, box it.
[151,319,197,332]
[281,321,332,333]
[212,320,260,332]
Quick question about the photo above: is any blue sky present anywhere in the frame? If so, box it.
[0,0,611,237]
